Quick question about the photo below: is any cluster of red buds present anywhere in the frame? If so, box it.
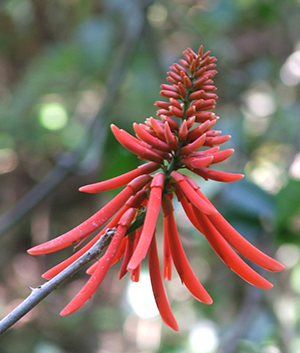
[28,46,284,331]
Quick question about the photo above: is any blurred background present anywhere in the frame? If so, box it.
[0,0,300,352]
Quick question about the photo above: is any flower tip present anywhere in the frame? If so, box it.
[110,124,118,134]
[272,261,286,272]
[60,303,80,316]
[27,246,42,256]
[78,184,101,193]
[167,321,180,332]
[78,185,89,193]
[41,273,51,280]
[126,262,138,273]
[60,308,71,316]
[207,297,213,305]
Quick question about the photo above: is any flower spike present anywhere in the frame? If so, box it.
[28,45,284,330]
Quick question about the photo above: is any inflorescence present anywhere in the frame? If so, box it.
[28,46,284,331]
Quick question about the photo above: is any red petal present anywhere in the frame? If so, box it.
[171,171,217,215]
[79,162,160,193]
[127,173,165,271]
[197,190,285,272]
[119,232,136,279]
[60,208,136,316]
[111,124,164,163]
[148,235,179,331]
[28,175,150,255]
[162,195,212,304]
[192,168,244,182]
[163,221,173,281]
[192,206,274,289]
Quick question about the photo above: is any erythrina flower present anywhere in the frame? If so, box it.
[28,46,284,331]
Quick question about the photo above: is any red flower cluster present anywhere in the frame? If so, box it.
[28,46,284,331]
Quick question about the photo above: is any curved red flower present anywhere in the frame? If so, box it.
[28,46,284,331]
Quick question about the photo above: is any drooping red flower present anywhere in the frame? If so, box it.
[28,46,284,331]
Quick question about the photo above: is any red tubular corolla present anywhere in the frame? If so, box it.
[162,194,213,304]
[28,174,151,255]
[171,171,217,215]
[127,173,165,271]
[60,207,136,316]
[148,235,179,331]
[79,162,160,193]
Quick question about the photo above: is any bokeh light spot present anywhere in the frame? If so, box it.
[244,90,276,117]
[189,321,219,353]
[127,273,159,319]
[0,148,19,174]
[147,3,168,27]
[276,244,300,269]
[262,345,281,353]
[280,51,300,86]
[39,103,68,130]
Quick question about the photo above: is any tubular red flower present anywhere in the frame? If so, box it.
[60,207,136,316]
[179,133,206,155]
[187,119,215,141]
[164,122,179,151]
[169,97,182,110]
[111,124,164,163]
[79,162,160,193]
[161,194,213,304]
[178,82,187,97]
[160,90,181,99]
[191,167,244,182]
[130,229,142,282]
[169,105,184,118]
[160,84,179,92]
[42,210,125,280]
[148,235,179,331]
[171,171,217,215]
[160,114,179,130]
[119,231,136,280]
[196,189,285,272]
[194,112,217,123]
[127,173,165,271]
[209,148,235,164]
[163,219,173,281]
[155,100,171,110]
[148,117,165,139]
[191,205,273,289]
[133,123,172,152]
[181,155,214,169]
[179,120,188,140]
[204,134,231,147]
[28,174,151,255]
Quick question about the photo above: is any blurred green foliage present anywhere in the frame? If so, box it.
[0,0,300,352]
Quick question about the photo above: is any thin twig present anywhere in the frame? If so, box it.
[0,228,116,336]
